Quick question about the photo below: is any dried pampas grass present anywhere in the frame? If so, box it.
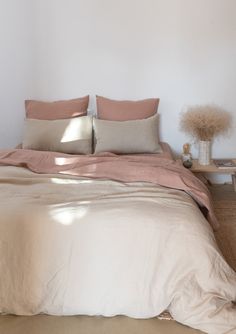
[180,105,231,141]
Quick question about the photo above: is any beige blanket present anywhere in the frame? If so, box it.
[0,148,218,229]
[0,166,235,334]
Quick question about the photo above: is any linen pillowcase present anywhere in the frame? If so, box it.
[93,114,162,154]
[25,96,89,120]
[23,116,93,154]
[96,95,159,121]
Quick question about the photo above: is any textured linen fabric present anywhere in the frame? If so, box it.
[93,114,162,154]
[22,116,93,154]
[96,95,159,121]
[0,149,218,229]
[25,96,89,120]
[0,166,235,334]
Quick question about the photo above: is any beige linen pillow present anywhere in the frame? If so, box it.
[93,114,162,154]
[96,96,159,121]
[25,96,89,120]
[23,116,93,154]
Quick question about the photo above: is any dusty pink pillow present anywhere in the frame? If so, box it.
[96,96,159,121]
[25,96,89,120]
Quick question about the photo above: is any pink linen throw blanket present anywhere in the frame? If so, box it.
[0,149,218,230]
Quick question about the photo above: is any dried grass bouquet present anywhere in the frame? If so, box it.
[180,105,231,141]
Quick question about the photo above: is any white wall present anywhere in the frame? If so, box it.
[0,0,35,148]
[1,0,236,167]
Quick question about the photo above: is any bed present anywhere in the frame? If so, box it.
[0,96,236,334]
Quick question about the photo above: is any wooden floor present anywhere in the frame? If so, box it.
[209,183,236,201]
[0,315,202,334]
[210,183,236,271]
[0,184,235,334]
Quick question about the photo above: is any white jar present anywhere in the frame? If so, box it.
[198,140,211,165]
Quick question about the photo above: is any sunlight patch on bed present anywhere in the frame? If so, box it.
[50,207,88,225]
[60,119,88,143]
[51,178,79,185]
[51,178,94,184]
[55,157,73,166]
[75,179,93,183]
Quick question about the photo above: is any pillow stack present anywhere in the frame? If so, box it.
[23,96,93,154]
[94,96,162,154]
[22,95,161,155]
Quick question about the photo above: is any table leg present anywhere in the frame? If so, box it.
[232,173,236,192]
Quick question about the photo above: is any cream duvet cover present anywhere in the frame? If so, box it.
[0,166,235,334]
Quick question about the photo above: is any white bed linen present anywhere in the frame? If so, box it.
[0,166,235,334]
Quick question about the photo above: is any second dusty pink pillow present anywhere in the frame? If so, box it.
[96,96,159,121]
[25,96,89,120]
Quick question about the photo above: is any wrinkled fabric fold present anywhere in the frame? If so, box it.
[0,166,235,334]
[0,147,218,229]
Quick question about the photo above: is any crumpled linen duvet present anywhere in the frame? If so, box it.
[0,150,235,334]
